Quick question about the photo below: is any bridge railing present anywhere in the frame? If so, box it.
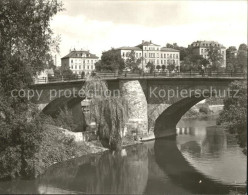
[33,71,246,84]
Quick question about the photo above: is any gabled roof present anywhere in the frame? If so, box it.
[61,50,99,59]
[161,47,179,52]
[136,41,160,48]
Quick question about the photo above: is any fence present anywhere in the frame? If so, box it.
[33,70,246,84]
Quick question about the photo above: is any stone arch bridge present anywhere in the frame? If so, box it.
[30,77,244,138]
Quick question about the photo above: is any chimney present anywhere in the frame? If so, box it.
[142,40,144,43]
[150,40,152,43]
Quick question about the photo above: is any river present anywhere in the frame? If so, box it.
[0,117,246,194]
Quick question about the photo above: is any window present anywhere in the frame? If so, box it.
[161,54,163,58]
[87,65,89,69]
[83,65,85,69]
[173,54,175,58]
[157,53,159,57]
[75,65,77,69]
[79,65,81,69]
[91,60,93,64]
[71,65,73,69]
[170,54,172,58]
[71,60,73,63]
[164,54,166,58]
[145,53,147,57]
[157,59,159,64]
[136,53,138,58]
[176,54,178,59]
[161,60,163,64]
[144,47,146,50]
[164,60,166,64]
[139,53,141,57]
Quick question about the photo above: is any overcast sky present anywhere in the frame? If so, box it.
[50,0,247,65]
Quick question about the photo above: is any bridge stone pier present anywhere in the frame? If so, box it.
[31,77,244,138]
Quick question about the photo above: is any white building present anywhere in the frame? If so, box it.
[61,49,99,75]
[115,40,180,71]
[189,40,226,67]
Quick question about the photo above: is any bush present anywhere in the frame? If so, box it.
[199,105,211,114]
[31,124,78,177]
[218,81,247,150]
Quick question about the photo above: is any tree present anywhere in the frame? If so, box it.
[84,76,128,151]
[60,64,77,79]
[0,0,63,179]
[166,43,174,48]
[237,44,247,73]
[207,46,223,71]
[146,62,155,73]
[167,61,176,72]
[125,50,142,72]
[161,65,166,72]
[217,81,247,153]
[156,65,161,71]
[226,46,238,72]
[95,49,125,73]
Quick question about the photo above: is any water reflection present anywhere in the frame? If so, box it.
[153,137,230,194]
[39,144,149,194]
[0,118,246,194]
[177,118,246,187]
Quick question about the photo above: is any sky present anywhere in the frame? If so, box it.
[50,0,248,66]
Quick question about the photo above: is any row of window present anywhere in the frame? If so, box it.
[200,48,225,54]
[73,70,92,75]
[71,65,94,70]
[74,53,90,57]
[71,59,97,64]
[193,43,220,47]
[145,59,179,65]
[143,46,159,51]
[122,52,142,58]
[144,53,179,59]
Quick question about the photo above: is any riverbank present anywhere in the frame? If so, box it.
[182,104,223,119]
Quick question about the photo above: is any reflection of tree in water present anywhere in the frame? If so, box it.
[71,144,148,194]
[201,126,226,157]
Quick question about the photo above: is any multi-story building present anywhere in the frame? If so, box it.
[61,49,99,75]
[189,41,226,67]
[115,40,180,71]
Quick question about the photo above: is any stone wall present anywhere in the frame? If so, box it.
[119,80,148,136]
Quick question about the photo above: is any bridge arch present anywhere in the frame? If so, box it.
[154,92,215,138]
[42,96,87,131]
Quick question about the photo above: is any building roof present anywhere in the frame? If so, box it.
[115,46,142,51]
[190,40,226,49]
[136,40,160,48]
[61,50,99,59]
[160,47,180,52]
